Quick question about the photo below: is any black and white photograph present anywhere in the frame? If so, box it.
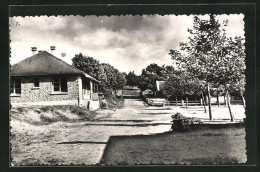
[8,5,253,166]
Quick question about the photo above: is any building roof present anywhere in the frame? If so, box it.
[10,51,99,82]
[156,81,165,91]
[123,86,140,90]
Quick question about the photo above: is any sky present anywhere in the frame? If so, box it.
[9,14,244,75]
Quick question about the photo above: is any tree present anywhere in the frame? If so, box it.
[225,37,246,108]
[72,53,127,93]
[95,64,108,92]
[164,72,200,109]
[72,53,100,78]
[113,69,127,91]
[170,15,245,121]
[229,75,246,108]
[126,71,140,87]
[207,82,226,107]
[99,63,126,92]
[139,63,167,92]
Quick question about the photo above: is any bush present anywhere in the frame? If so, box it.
[171,112,203,131]
[102,89,125,109]
[39,105,97,122]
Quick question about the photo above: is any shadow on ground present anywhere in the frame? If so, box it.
[100,124,246,165]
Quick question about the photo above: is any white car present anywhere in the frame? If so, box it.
[146,98,166,106]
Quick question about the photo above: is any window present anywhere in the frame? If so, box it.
[10,79,21,94]
[52,77,67,92]
[34,78,39,87]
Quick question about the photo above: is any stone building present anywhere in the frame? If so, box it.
[10,51,100,110]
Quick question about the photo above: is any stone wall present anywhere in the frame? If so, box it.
[10,75,80,104]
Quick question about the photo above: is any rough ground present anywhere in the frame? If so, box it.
[10,99,246,165]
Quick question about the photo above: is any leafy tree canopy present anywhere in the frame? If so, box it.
[72,54,126,92]
[72,53,99,78]
[126,71,140,87]
[170,14,245,89]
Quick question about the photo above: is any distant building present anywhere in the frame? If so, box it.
[122,86,141,97]
[156,81,165,92]
[10,51,100,110]
[155,81,166,97]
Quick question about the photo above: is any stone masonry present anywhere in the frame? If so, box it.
[10,75,80,104]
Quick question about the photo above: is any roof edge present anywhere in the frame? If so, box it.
[10,51,99,82]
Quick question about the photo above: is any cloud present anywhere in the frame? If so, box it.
[9,14,245,74]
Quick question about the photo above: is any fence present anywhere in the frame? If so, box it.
[165,100,201,106]
[165,99,243,106]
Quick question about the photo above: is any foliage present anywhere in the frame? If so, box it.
[72,53,126,92]
[171,112,203,125]
[139,63,164,91]
[114,69,127,91]
[138,63,176,91]
[99,63,127,92]
[72,53,100,78]
[164,72,200,98]
[171,112,203,131]
[170,15,245,88]
[126,71,140,86]
[229,75,245,97]
[169,14,246,120]
[101,90,125,109]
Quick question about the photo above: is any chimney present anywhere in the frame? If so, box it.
[50,46,56,54]
[31,47,37,55]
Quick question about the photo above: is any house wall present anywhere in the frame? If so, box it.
[10,75,80,104]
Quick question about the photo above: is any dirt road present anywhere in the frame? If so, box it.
[11,99,173,165]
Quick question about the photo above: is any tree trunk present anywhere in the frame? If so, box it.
[201,92,207,113]
[226,89,235,122]
[217,94,220,107]
[207,83,212,121]
[186,97,188,109]
[224,95,227,106]
[241,92,245,108]
[175,96,178,106]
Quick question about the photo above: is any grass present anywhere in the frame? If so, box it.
[10,105,97,125]
[101,127,246,165]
